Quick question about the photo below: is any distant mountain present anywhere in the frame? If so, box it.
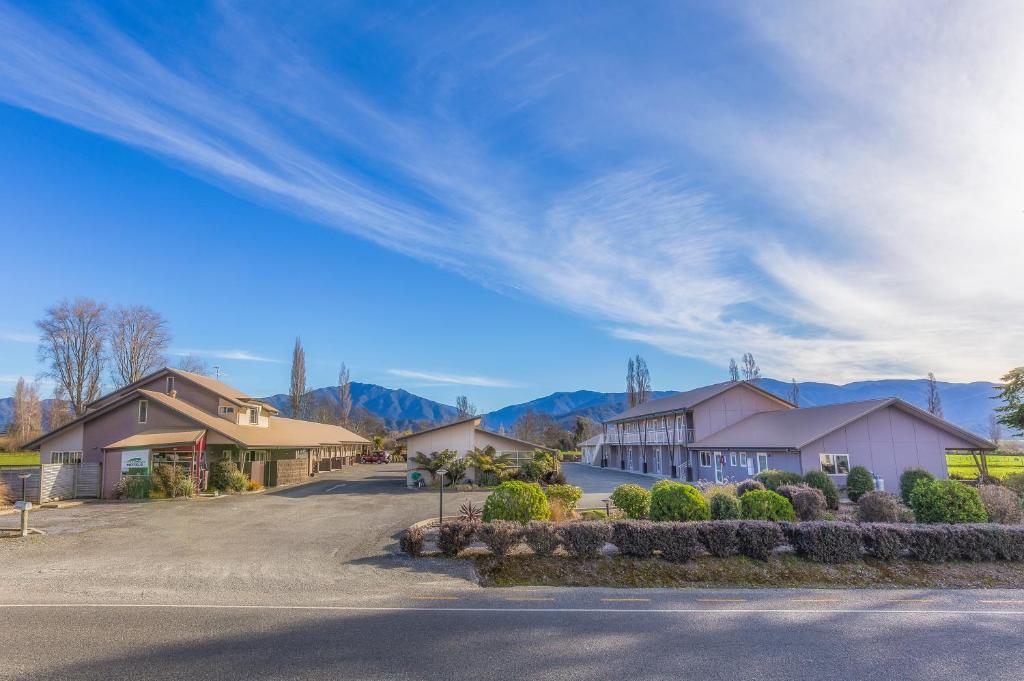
[260,381,459,430]
[0,377,1005,438]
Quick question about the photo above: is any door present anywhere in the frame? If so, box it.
[714,453,724,483]
[757,452,769,473]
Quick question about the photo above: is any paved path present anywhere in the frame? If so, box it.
[561,461,659,507]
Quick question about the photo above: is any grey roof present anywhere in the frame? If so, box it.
[607,380,792,423]
[691,398,995,450]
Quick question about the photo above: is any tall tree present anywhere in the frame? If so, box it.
[289,337,307,418]
[994,367,1024,436]
[48,386,73,431]
[108,304,171,387]
[572,415,601,448]
[988,412,1003,446]
[36,297,107,416]
[926,372,943,417]
[788,378,800,406]
[728,358,740,381]
[312,394,337,424]
[176,354,210,375]
[633,355,651,406]
[337,363,353,426]
[455,395,476,418]
[626,357,637,408]
[9,378,43,448]
[741,353,761,382]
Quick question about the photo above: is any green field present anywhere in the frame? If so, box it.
[946,453,1024,479]
[0,452,40,466]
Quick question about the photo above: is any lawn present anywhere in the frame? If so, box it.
[0,452,40,466]
[946,453,1024,479]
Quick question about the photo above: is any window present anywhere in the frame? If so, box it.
[729,452,737,466]
[757,452,769,473]
[699,451,712,467]
[739,453,749,466]
[248,407,258,424]
[819,453,851,475]
[138,399,148,424]
[166,375,175,393]
[221,406,234,414]
[50,451,82,464]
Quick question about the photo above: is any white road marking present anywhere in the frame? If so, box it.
[2,603,1023,616]
[324,484,347,492]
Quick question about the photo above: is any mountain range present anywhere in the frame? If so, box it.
[1,377,1005,437]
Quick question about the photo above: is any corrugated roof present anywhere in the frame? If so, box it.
[104,428,205,450]
[607,380,792,422]
[691,398,995,450]
[140,390,368,447]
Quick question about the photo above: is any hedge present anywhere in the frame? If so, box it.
[755,469,802,491]
[899,467,935,504]
[740,489,796,521]
[611,520,659,557]
[789,522,862,563]
[483,481,551,523]
[708,492,741,520]
[524,521,561,556]
[909,479,987,524]
[802,470,839,510]
[845,466,875,502]
[650,481,710,521]
[478,520,523,556]
[611,483,652,519]
[437,520,479,557]
[557,521,611,558]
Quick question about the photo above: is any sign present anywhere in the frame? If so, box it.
[121,449,150,475]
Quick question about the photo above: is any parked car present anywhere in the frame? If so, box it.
[360,451,390,464]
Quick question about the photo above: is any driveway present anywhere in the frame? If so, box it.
[561,461,659,508]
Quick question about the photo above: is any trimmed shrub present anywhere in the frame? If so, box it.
[696,521,739,557]
[611,520,658,557]
[861,523,907,560]
[709,492,741,520]
[802,470,839,510]
[735,521,785,561]
[1002,473,1024,498]
[740,489,796,521]
[546,484,583,513]
[210,459,247,493]
[899,467,935,504]
[482,481,551,523]
[115,475,151,499]
[524,521,561,556]
[437,520,478,557]
[400,526,425,557]
[856,491,902,523]
[790,522,862,563]
[910,479,987,524]
[903,524,954,562]
[775,483,809,502]
[735,479,765,496]
[978,485,1023,525]
[790,487,827,521]
[478,520,523,557]
[652,522,702,563]
[610,483,651,519]
[845,466,875,502]
[580,509,608,520]
[755,469,802,491]
[650,482,710,522]
[557,521,611,558]
[520,459,551,482]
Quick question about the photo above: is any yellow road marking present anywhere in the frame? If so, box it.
[888,599,933,603]
[697,598,747,603]
[505,597,555,602]
[410,596,458,601]
[980,600,1024,605]
[792,599,841,603]
[601,598,651,602]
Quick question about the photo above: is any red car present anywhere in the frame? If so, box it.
[360,451,391,464]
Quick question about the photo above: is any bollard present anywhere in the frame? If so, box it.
[14,500,33,537]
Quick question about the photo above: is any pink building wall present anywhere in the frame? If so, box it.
[692,384,790,440]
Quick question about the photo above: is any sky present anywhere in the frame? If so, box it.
[1,1,1022,411]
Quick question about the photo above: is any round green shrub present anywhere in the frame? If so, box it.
[802,470,839,510]
[899,467,935,504]
[209,459,247,493]
[736,479,765,496]
[610,483,651,519]
[482,481,551,523]
[909,479,987,524]
[845,466,875,502]
[650,481,710,521]
[708,492,741,520]
[545,484,583,513]
[740,489,796,521]
[755,469,802,491]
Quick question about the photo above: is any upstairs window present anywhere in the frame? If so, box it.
[221,406,234,414]
[248,407,259,424]
[166,375,175,393]
[138,400,148,424]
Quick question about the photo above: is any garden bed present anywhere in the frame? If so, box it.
[475,554,1024,589]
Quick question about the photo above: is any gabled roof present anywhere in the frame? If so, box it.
[104,428,206,450]
[474,426,554,453]
[607,380,794,423]
[86,367,279,414]
[396,416,481,439]
[396,417,554,452]
[691,398,995,450]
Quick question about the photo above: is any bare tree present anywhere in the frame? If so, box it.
[289,337,307,418]
[634,355,651,406]
[741,353,760,382]
[108,305,171,387]
[312,394,337,424]
[36,297,107,416]
[337,363,353,426]
[626,357,637,408]
[176,354,210,375]
[788,378,800,406]
[926,372,943,417]
[728,358,740,381]
[988,412,1003,447]
[48,386,73,431]
[9,378,43,448]
[455,395,476,418]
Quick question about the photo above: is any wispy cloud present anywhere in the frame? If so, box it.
[1,3,1020,382]
[387,369,521,388]
[0,331,38,344]
[169,348,282,364]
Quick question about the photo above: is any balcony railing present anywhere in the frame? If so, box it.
[604,428,693,445]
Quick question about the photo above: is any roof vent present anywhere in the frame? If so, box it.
[169,389,177,399]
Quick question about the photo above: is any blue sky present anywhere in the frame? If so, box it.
[1,2,1021,410]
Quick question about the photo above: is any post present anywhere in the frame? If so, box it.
[436,468,448,527]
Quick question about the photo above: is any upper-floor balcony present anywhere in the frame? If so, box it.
[604,427,694,446]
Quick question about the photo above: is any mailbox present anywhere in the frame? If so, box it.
[14,501,33,511]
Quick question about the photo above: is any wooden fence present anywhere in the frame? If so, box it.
[0,463,102,503]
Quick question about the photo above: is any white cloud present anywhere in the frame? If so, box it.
[0,3,1020,384]
[169,349,282,364]
[387,369,521,388]
[0,331,38,344]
